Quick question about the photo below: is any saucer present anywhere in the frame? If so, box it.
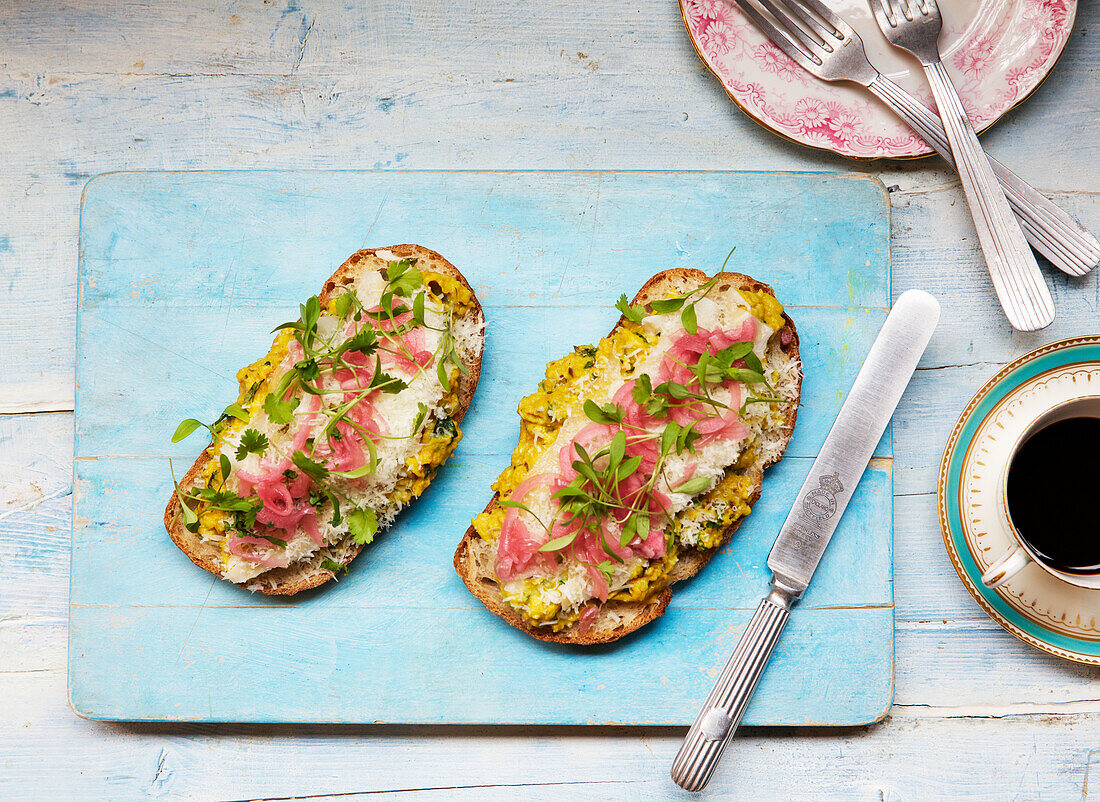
[939,336,1100,664]
[681,0,1077,159]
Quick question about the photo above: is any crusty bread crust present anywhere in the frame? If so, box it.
[165,245,485,595]
[454,268,801,644]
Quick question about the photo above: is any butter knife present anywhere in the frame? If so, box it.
[671,289,941,792]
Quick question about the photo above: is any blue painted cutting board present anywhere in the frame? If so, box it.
[71,170,893,725]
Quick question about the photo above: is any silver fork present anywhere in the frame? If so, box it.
[869,0,1053,330]
[728,0,1098,281]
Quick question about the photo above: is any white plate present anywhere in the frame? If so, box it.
[682,0,1077,158]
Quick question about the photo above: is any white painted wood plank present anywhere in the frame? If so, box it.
[4,669,1100,800]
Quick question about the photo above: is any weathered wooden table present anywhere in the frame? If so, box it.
[3,2,1099,798]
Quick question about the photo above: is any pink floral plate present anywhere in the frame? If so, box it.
[682,0,1076,159]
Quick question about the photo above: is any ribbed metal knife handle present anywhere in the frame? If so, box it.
[671,585,794,792]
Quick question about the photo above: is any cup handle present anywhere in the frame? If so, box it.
[981,546,1031,589]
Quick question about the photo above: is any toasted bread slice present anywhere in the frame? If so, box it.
[166,245,485,595]
[454,268,800,644]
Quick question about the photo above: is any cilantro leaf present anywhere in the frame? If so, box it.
[386,259,423,297]
[369,358,408,394]
[263,393,301,425]
[348,507,379,545]
[333,291,356,320]
[295,358,320,382]
[235,428,269,461]
[344,325,378,356]
[615,294,645,323]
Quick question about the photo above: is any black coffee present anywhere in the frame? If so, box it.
[1006,416,1100,574]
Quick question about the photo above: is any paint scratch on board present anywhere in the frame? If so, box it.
[0,486,70,521]
[176,577,218,666]
[362,195,388,246]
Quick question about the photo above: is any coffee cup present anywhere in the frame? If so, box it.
[980,396,1100,590]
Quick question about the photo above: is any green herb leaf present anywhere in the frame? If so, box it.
[616,454,642,482]
[169,461,200,532]
[295,358,320,382]
[673,476,711,495]
[538,531,579,552]
[608,430,626,467]
[320,557,347,574]
[333,291,355,320]
[222,403,249,423]
[650,297,685,314]
[597,560,614,584]
[348,507,379,545]
[368,359,407,394]
[344,325,378,356]
[258,534,288,548]
[328,492,342,526]
[743,349,763,375]
[615,294,645,323]
[582,399,623,425]
[291,450,329,483]
[411,402,428,435]
[412,291,426,326]
[171,418,208,443]
[263,393,301,425]
[386,259,424,297]
[219,454,232,484]
[301,295,321,331]
[619,513,638,546]
[331,463,377,480]
[661,422,680,455]
[235,428,269,461]
[681,303,697,335]
[437,358,450,391]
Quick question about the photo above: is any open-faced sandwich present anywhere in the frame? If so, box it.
[455,267,800,643]
[166,245,485,594]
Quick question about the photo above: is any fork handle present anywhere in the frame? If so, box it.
[868,76,1098,278]
[920,59,1054,331]
[671,586,793,792]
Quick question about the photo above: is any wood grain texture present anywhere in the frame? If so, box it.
[3,0,1100,796]
[70,170,892,725]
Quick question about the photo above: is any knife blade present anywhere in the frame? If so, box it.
[671,289,940,792]
[769,289,941,596]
